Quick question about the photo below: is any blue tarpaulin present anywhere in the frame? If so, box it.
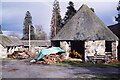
[36,47,65,61]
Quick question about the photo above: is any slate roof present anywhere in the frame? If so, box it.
[0,34,22,47]
[52,4,119,41]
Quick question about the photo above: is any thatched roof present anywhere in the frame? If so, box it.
[0,34,22,47]
[108,23,120,39]
[52,4,119,41]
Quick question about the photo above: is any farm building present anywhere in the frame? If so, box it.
[20,40,51,55]
[0,34,22,58]
[108,24,120,39]
[108,24,120,60]
[52,4,119,62]
[21,40,51,47]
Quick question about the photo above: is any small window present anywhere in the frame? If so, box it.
[105,41,112,52]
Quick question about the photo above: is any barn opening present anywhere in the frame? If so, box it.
[71,41,85,60]
[51,41,60,47]
[105,41,113,52]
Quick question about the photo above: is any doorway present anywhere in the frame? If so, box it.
[71,41,85,60]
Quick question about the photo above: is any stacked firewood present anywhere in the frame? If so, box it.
[36,54,64,64]
[8,51,30,59]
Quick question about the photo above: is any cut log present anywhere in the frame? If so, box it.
[36,54,64,64]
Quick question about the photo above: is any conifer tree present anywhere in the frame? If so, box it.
[115,0,120,23]
[62,1,76,26]
[90,8,95,12]
[23,11,35,40]
[50,0,62,39]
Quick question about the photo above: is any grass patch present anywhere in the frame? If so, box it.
[96,74,120,79]
[93,74,120,79]
[0,58,13,61]
[52,61,120,68]
[76,74,120,79]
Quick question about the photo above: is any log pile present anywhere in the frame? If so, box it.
[8,51,30,59]
[36,54,64,64]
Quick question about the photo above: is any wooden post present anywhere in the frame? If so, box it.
[29,25,31,51]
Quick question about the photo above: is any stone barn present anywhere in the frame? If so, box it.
[51,4,119,62]
[108,24,120,60]
[0,34,22,58]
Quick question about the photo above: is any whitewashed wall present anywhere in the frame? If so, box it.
[85,40,105,61]
[112,41,118,59]
[0,44,7,58]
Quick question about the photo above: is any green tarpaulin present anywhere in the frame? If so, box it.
[37,47,65,61]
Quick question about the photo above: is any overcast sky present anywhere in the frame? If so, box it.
[1,0,119,38]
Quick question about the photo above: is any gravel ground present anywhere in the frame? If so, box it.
[1,59,120,78]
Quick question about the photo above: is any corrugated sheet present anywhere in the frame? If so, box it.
[52,4,119,41]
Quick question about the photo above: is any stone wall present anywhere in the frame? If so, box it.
[60,41,70,60]
[0,44,7,58]
[112,41,118,59]
[85,40,105,61]
[85,40,118,61]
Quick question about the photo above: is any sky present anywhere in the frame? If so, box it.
[0,0,119,38]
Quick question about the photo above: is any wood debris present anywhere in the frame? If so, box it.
[68,58,82,62]
[36,54,64,64]
[8,51,30,59]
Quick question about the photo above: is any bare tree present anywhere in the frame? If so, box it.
[35,25,48,40]
[35,25,43,32]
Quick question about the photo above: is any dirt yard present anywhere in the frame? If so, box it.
[0,59,120,78]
